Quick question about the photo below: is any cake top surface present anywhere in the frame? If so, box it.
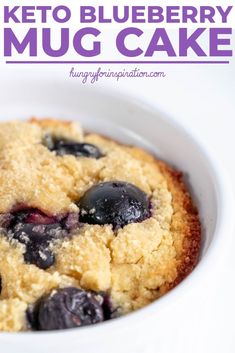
[0,118,200,332]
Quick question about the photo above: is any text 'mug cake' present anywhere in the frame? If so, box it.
[0,118,201,331]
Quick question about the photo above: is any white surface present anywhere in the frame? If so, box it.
[0,24,234,353]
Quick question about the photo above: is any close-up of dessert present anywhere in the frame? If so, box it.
[0,118,201,332]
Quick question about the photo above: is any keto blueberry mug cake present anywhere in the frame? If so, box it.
[0,118,200,332]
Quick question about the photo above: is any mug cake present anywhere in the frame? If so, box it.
[0,118,201,331]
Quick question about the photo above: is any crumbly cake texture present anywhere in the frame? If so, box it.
[0,118,201,332]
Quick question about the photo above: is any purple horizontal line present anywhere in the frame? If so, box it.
[5,60,229,64]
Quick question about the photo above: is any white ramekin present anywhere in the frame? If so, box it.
[0,76,234,353]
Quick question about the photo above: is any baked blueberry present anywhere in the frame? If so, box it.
[28,287,105,330]
[24,243,55,270]
[6,209,78,269]
[100,292,119,320]
[45,135,102,159]
[79,181,151,228]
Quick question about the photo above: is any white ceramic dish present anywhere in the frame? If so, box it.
[0,74,233,353]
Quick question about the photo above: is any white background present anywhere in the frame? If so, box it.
[0,0,234,352]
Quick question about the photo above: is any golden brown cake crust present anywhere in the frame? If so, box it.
[0,118,201,331]
[157,161,201,288]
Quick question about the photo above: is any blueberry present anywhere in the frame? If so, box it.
[45,136,102,159]
[78,181,151,228]
[28,287,105,330]
[10,221,60,269]
[6,209,77,269]
[100,292,119,320]
[24,242,55,270]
